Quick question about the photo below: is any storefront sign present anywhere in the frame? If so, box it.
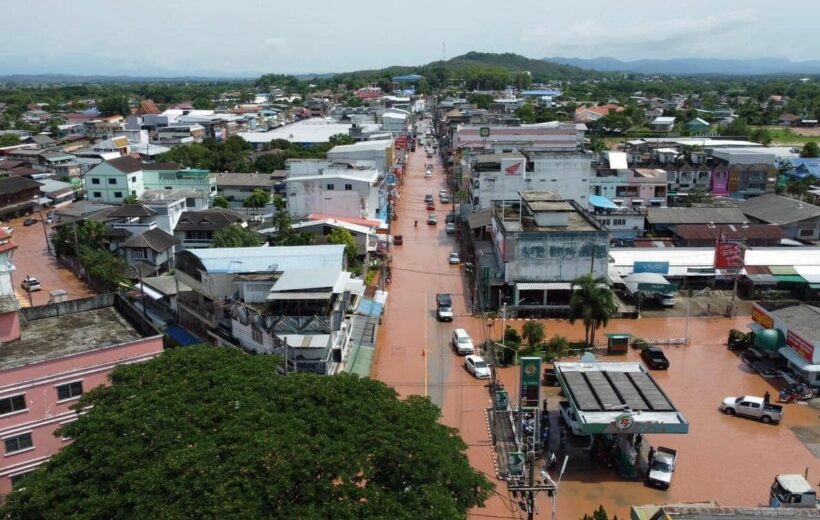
[786,330,815,362]
[714,238,744,269]
[634,261,669,274]
[751,305,774,329]
[614,413,635,431]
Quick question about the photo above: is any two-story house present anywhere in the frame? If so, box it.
[174,208,247,250]
[101,204,179,274]
[83,157,180,204]
[0,177,43,219]
[285,167,384,220]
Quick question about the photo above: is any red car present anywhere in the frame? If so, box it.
[426,201,435,210]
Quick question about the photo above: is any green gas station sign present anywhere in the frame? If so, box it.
[520,357,542,409]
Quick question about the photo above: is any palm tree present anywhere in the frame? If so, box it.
[521,321,545,350]
[569,273,618,348]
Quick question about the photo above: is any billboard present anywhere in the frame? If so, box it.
[786,330,814,362]
[714,237,744,269]
[751,305,774,329]
[634,261,669,274]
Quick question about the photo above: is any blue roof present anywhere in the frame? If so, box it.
[589,195,619,209]
[165,325,201,346]
[356,299,384,318]
[392,74,423,82]
[784,158,820,180]
[521,89,562,97]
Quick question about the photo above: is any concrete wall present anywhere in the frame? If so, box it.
[287,178,375,219]
[20,294,115,321]
[504,232,609,283]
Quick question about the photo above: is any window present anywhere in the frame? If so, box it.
[4,433,33,454]
[114,192,123,198]
[326,184,335,190]
[132,249,147,260]
[0,394,26,415]
[56,381,83,401]
[108,178,117,185]
[11,472,33,489]
[131,176,137,183]
[92,192,102,198]
[131,190,137,196]
[91,178,100,185]
[800,229,814,237]
[252,329,263,343]
[186,197,196,207]
[344,184,353,191]
[613,219,626,226]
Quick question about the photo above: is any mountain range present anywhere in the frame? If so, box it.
[545,56,820,75]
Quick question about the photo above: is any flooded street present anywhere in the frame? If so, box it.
[372,136,820,520]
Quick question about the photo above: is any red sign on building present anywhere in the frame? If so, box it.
[714,236,744,269]
[786,330,814,362]
[395,136,408,149]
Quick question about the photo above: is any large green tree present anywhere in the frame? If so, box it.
[0,346,492,519]
[521,321,545,349]
[211,224,263,247]
[0,133,20,146]
[97,95,130,117]
[326,227,357,265]
[801,141,819,158]
[243,188,271,213]
[569,273,617,348]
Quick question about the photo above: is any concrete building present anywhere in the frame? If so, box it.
[750,301,820,386]
[327,139,394,173]
[174,245,353,374]
[466,151,592,210]
[214,172,281,204]
[487,192,609,313]
[83,157,176,204]
[453,122,583,154]
[0,294,163,495]
[173,208,247,250]
[741,194,820,241]
[591,154,667,208]
[0,177,43,220]
[286,168,384,220]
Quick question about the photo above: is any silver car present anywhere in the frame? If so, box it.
[465,355,491,379]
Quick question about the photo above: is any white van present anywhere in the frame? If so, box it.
[452,328,474,355]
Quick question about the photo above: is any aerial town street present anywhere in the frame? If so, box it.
[373,134,820,520]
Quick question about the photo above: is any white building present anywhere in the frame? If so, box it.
[286,168,383,220]
[327,139,394,173]
[466,151,591,210]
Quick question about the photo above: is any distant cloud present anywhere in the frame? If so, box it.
[526,10,757,56]
[263,37,287,51]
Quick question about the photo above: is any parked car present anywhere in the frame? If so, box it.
[439,189,448,198]
[465,355,491,379]
[23,218,37,226]
[427,213,437,225]
[641,346,670,369]
[21,277,41,292]
[426,201,435,210]
[720,395,783,424]
[448,251,460,264]
[393,235,403,246]
[424,194,433,203]
[452,328,474,355]
[646,447,677,489]
[445,222,456,234]
[440,194,450,204]
[425,170,433,178]
[445,213,456,224]
[542,367,559,386]
[45,215,60,224]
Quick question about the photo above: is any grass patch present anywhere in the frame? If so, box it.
[754,126,819,145]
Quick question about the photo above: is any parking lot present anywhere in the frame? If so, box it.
[498,316,820,520]
[5,213,96,307]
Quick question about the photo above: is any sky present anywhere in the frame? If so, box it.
[1,0,818,76]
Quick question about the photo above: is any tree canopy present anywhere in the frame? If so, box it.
[801,141,819,158]
[210,224,263,248]
[569,273,617,348]
[326,227,357,265]
[0,346,492,519]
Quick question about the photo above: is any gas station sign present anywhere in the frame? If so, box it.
[520,357,542,409]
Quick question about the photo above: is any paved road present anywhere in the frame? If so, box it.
[4,213,96,307]
[372,125,820,520]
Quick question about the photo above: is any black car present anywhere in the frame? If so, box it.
[641,346,670,369]
[542,367,559,386]
[23,218,37,226]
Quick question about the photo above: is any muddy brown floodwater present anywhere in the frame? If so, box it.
[372,131,820,520]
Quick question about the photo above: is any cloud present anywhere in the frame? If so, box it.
[525,10,757,56]
[263,37,287,51]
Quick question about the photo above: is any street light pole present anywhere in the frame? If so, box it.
[550,455,569,520]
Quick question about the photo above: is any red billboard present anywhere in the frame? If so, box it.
[786,330,814,362]
[714,237,744,269]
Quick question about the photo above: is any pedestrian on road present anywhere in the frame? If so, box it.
[543,398,548,411]
[648,446,655,463]
[764,391,771,405]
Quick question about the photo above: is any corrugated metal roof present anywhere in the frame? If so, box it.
[190,245,345,273]
[740,194,820,225]
[269,268,346,292]
[646,207,747,225]
[674,224,785,241]
[516,282,572,290]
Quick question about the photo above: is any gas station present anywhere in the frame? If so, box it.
[554,360,689,478]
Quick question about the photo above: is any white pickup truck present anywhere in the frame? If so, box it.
[720,395,784,424]
[646,447,677,489]
[559,401,588,436]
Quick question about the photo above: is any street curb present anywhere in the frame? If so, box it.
[485,407,505,480]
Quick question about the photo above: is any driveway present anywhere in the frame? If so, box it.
[6,213,97,307]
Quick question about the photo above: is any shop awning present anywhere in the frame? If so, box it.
[775,275,807,283]
[589,195,619,210]
[769,266,799,275]
[747,322,765,334]
[622,272,674,294]
[516,282,572,291]
[778,347,820,372]
[745,274,778,285]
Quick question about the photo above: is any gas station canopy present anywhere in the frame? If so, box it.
[555,361,689,434]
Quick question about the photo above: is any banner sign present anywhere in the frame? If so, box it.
[714,237,744,268]
[786,330,814,362]
[634,261,669,274]
[751,305,774,329]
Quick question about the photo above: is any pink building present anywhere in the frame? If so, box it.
[0,295,164,498]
